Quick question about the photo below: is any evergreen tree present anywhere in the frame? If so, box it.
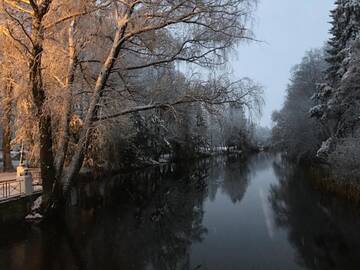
[311,0,360,157]
[327,0,360,86]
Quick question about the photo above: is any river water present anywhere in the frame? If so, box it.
[1,153,360,270]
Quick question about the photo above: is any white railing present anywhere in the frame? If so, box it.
[0,180,23,200]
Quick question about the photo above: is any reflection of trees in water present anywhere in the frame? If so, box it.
[1,156,256,270]
[1,163,210,270]
[221,157,251,203]
[270,160,360,270]
[207,154,270,204]
[70,163,210,270]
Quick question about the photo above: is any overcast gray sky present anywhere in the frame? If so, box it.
[231,0,335,127]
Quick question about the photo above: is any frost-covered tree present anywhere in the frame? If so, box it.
[222,105,248,148]
[311,0,360,158]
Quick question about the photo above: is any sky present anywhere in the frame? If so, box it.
[230,0,335,128]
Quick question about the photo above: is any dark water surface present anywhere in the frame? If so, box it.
[1,153,360,270]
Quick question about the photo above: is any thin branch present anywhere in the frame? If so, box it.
[4,0,33,14]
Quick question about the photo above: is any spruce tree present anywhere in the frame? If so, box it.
[326,0,360,86]
[312,0,360,141]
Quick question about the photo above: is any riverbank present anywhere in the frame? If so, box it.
[278,153,360,205]
[0,192,41,224]
[0,150,247,224]
[313,176,360,205]
[83,147,247,179]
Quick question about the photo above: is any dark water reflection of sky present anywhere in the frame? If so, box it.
[191,154,302,270]
[1,153,360,270]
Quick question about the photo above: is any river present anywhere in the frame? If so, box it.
[1,153,360,270]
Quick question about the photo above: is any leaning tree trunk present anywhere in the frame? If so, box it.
[61,28,124,191]
[61,6,135,194]
[55,18,77,179]
[2,82,13,172]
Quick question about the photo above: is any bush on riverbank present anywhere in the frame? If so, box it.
[327,138,360,183]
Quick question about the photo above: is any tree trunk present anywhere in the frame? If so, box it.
[30,15,56,205]
[39,114,56,203]
[2,82,13,172]
[55,18,77,178]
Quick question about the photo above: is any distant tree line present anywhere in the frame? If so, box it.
[272,49,328,163]
[272,0,360,183]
